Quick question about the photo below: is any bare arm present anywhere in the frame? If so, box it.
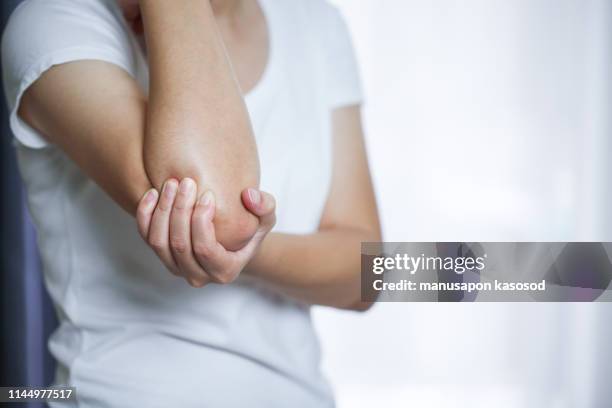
[245,106,381,310]
[18,0,259,250]
[19,61,151,212]
[141,0,260,250]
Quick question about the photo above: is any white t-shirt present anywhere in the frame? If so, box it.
[2,0,362,407]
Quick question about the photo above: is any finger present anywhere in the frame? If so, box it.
[192,191,236,284]
[234,190,276,264]
[169,178,210,286]
[242,188,276,230]
[147,179,180,274]
[136,188,159,240]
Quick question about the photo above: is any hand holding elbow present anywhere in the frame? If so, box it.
[145,170,260,251]
[143,118,261,250]
[136,177,276,287]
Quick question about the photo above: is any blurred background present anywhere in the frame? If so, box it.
[314,0,612,407]
[1,0,611,407]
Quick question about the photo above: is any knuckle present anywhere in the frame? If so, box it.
[170,237,188,254]
[157,200,172,212]
[172,201,189,212]
[193,243,212,258]
[136,205,151,219]
[192,207,209,223]
[211,270,237,285]
[148,237,166,252]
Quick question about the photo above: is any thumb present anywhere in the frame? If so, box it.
[242,188,275,216]
[242,188,276,229]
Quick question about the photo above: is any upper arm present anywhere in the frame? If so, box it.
[2,0,149,213]
[18,60,151,214]
[319,105,381,239]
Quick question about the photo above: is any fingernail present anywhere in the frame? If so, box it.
[199,191,214,207]
[144,188,158,204]
[248,188,261,205]
[179,178,194,195]
[163,179,178,196]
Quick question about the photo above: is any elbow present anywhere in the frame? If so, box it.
[142,154,261,251]
[142,166,260,250]
[213,202,259,251]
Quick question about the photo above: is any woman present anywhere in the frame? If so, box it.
[2,0,380,406]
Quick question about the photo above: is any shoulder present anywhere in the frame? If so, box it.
[2,0,129,65]
[3,0,124,38]
[2,0,134,87]
[1,0,136,149]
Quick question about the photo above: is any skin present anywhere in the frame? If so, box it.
[137,181,276,286]
[141,0,263,251]
[21,0,264,250]
[20,0,381,310]
[137,105,381,309]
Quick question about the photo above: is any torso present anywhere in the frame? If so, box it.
[9,0,349,406]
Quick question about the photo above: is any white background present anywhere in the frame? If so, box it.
[313,1,612,407]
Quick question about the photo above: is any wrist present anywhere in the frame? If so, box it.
[244,232,277,277]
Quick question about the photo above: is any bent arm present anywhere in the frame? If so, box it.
[245,106,381,310]
[19,61,151,213]
[18,1,260,250]
[141,0,260,250]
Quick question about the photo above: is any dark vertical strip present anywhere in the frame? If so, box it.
[1,0,26,390]
[1,3,57,408]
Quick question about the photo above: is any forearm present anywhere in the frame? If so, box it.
[18,60,153,215]
[140,0,260,249]
[246,229,378,310]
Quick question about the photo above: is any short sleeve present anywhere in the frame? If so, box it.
[321,5,363,109]
[1,0,135,149]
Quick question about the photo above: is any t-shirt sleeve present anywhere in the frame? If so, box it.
[1,0,135,149]
[321,4,363,109]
